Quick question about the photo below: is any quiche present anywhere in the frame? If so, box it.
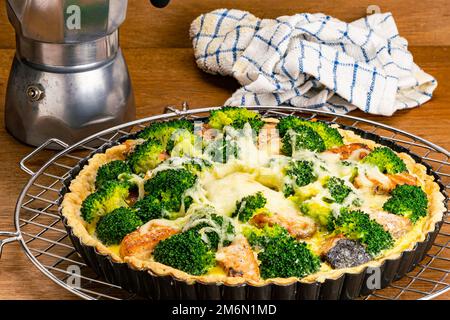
[61,107,445,285]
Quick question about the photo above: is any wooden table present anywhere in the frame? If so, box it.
[0,0,448,300]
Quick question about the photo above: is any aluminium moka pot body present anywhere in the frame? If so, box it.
[4,0,135,147]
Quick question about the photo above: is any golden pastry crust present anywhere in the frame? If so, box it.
[61,127,446,286]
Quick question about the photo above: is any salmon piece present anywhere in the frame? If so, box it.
[386,173,417,187]
[124,138,148,154]
[354,172,417,193]
[120,221,179,259]
[215,236,260,281]
[124,139,139,153]
[258,122,281,155]
[250,213,272,228]
[353,173,388,191]
[250,213,317,239]
[327,143,371,160]
[367,210,412,238]
[159,151,169,161]
[199,123,219,142]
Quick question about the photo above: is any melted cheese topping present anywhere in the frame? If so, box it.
[203,171,299,217]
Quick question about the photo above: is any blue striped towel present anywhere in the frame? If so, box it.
[190,9,437,115]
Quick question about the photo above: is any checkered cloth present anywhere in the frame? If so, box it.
[190,9,437,115]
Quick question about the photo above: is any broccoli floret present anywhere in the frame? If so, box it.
[127,139,166,174]
[162,158,212,175]
[95,207,142,245]
[349,166,359,183]
[325,177,352,204]
[80,181,130,223]
[299,120,343,149]
[168,130,202,157]
[184,208,236,250]
[300,201,333,227]
[167,157,212,174]
[181,158,212,173]
[283,160,317,197]
[232,192,267,222]
[352,198,363,207]
[330,209,394,256]
[133,196,164,223]
[244,225,321,279]
[193,215,235,250]
[281,126,325,155]
[277,116,303,137]
[153,229,215,275]
[143,168,197,218]
[277,116,343,149]
[203,136,240,163]
[290,185,320,203]
[137,119,194,147]
[117,172,144,190]
[133,168,196,223]
[208,107,265,133]
[382,185,428,223]
[95,160,132,190]
[362,147,407,174]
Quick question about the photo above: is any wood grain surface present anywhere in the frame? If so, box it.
[0,0,448,300]
[2,0,450,48]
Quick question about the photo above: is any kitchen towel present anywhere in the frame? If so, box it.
[190,9,437,115]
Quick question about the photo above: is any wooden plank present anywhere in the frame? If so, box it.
[1,0,450,49]
[0,46,448,299]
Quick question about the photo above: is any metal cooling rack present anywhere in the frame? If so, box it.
[0,105,448,300]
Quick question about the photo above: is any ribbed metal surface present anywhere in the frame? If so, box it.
[10,106,450,300]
